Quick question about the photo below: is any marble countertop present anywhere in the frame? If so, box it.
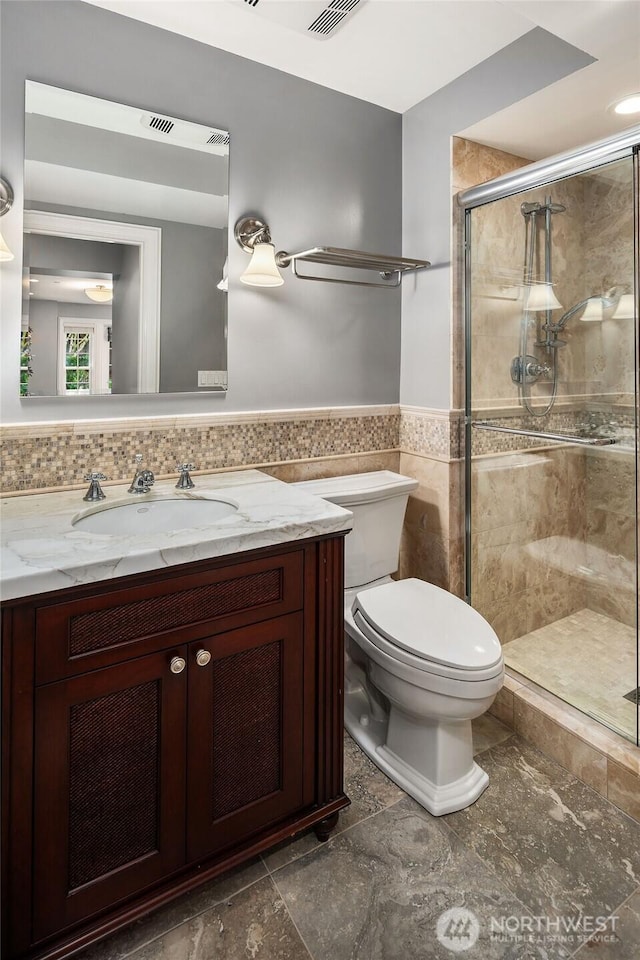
[0,470,352,602]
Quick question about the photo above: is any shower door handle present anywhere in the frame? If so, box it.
[470,421,616,446]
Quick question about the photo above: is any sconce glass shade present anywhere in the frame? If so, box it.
[85,284,113,303]
[0,230,14,262]
[217,256,229,292]
[612,294,635,320]
[580,298,604,322]
[240,242,284,287]
[523,282,563,311]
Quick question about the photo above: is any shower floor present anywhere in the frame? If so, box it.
[504,608,638,742]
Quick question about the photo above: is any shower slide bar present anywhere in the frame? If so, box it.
[471,421,616,446]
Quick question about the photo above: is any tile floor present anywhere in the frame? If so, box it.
[505,609,638,743]
[82,716,640,960]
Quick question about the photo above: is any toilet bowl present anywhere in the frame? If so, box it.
[292,471,504,816]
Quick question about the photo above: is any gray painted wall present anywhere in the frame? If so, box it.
[27,233,124,275]
[111,244,140,394]
[160,225,226,393]
[401,28,594,410]
[1,0,402,423]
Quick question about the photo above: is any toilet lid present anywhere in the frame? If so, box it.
[352,578,502,672]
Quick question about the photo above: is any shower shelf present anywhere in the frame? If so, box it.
[471,421,616,447]
[277,247,431,288]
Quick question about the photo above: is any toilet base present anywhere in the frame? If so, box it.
[345,678,489,817]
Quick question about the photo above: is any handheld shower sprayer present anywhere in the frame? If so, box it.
[551,287,623,332]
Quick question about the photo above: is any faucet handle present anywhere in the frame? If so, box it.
[134,453,144,465]
[83,472,108,502]
[176,462,196,490]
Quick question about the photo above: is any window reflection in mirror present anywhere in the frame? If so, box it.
[21,81,229,397]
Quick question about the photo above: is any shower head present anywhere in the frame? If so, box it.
[602,286,622,307]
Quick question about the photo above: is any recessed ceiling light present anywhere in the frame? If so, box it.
[29,277,39,283]
[612,93,640,115]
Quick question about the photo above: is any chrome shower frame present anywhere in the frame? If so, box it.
[459,123,640,615]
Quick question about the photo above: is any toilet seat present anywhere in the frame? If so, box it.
[352,578,503,681]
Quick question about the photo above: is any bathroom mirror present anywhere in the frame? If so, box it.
[20,81,229,397]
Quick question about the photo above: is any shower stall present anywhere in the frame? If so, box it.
[461,128,639,746]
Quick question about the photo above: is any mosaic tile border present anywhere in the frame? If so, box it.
[4,398,631,493]
[399,406,463,460]
[1,407,401,493]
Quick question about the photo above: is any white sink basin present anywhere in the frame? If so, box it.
[73,496,238,535]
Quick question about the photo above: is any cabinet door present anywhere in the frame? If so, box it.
[32,649,187,942]
[187,613,308,862]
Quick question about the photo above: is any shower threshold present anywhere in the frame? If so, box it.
[503,609,637,744]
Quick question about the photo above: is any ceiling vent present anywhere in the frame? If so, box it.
[140,113,230,150]
[230,0,367,40]
[308,1,362,38]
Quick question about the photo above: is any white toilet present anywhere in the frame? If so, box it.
[293,471,503,816]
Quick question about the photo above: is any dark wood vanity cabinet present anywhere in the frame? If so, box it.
[2,535,348,960]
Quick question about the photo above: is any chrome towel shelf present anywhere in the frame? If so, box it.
[276,246,431,288]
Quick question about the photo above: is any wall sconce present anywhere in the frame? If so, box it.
[217,256,229,292]
[523,282,563,312]
[579,298,604,322]
[612,293,635,320]
[0,176,15,262]
[234,216,284,287]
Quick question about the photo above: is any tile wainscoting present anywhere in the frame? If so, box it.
[0,406,401,493]
[0,402,465,592]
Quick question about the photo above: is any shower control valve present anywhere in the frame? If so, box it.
[510,355,551,386]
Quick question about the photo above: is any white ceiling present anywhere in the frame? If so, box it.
[28,274,113,304]
[86,0,640,159]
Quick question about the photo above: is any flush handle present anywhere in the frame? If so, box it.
[169,655,186,674]
[195,649,211,667]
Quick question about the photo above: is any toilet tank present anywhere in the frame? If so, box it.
[292,471,418,588]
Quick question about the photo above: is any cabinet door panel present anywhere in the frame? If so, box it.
[187,614,306,862]
[32,650,187,942]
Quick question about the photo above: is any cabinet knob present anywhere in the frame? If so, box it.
[195,649,211,667]
[169,655,186,674]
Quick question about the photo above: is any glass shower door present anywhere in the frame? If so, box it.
[465,153,639,745]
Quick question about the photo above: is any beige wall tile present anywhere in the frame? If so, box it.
[514,696,608,795]
[399,526,450,590]
[474,589,528,644]
[488,687,515,728]
[610,743,640,779]
[452,137,530,194]
[607,760,640,822]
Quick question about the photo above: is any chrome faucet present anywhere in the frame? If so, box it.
[128,454,155,495]
[175,462,196,489]
[83,471,107,502]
